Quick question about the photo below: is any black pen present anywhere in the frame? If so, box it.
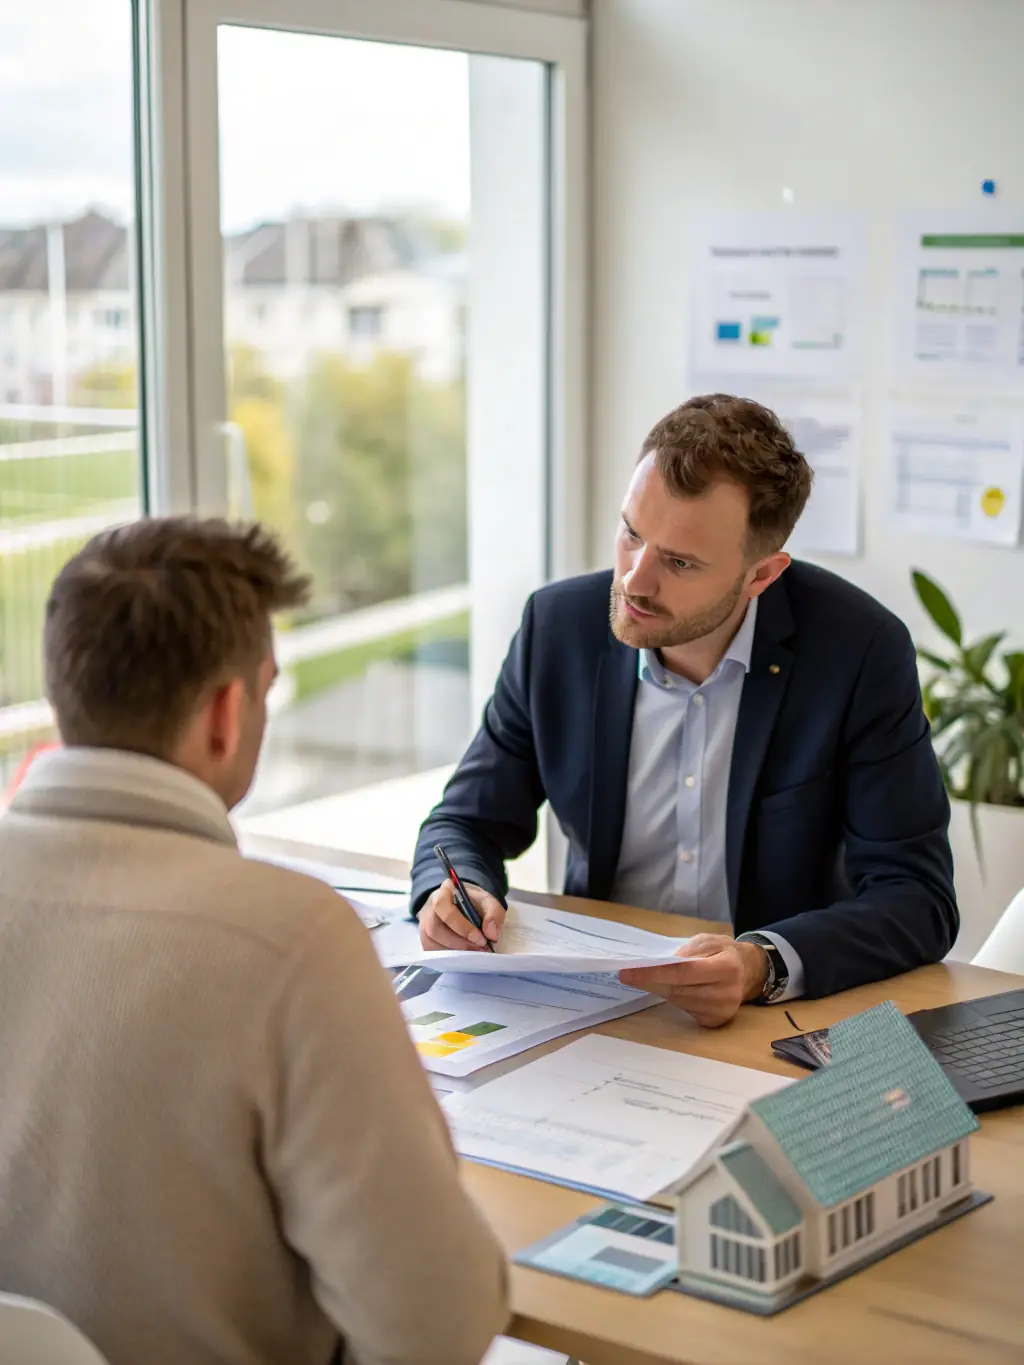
[433,843,495,952]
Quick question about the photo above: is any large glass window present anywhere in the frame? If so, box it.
[0,0,142,794]
[209,27,551,876]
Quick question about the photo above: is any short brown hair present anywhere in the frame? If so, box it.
[640,394,812,556]
[44,516,311,755]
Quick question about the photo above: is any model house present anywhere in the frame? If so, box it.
[672,1001,980,1309]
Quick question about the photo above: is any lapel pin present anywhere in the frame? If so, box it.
[769,664,781,675]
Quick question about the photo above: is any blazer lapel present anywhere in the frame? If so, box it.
[587,635,639,900]
[726,577,796,918]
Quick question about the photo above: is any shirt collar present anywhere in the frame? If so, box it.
[639,597,759,688]
[8,746,237,848]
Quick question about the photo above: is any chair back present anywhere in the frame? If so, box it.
[973,887,1024,973]
[0,1294,109,1365]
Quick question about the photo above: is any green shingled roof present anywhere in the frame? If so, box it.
[718,1140,803,1236]
[750,1001,978,1209]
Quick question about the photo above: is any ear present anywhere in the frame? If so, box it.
[747,551,791,599]
[206,678,246,762]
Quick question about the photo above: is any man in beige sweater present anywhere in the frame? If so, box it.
[0,517,508,1365]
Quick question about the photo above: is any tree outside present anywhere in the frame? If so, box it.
[0,343,467,721]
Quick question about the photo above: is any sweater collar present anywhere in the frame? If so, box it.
[8,746,237,848]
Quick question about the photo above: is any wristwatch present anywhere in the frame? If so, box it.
[737,932,789,1004]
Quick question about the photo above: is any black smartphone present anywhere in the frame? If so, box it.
[770,1027,832,1070]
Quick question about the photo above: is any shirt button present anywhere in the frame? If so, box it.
[684,775,696,788]
[692,694,704,707]
[678,851,693,863]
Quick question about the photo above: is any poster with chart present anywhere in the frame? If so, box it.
[896,213,1024,381]
[689,214,866,382]
[885,403,1024,547]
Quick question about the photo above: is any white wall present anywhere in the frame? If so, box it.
[589,0,1024,644]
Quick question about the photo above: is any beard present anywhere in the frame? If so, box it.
[609,571,746,650]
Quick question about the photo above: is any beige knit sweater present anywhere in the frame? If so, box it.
[0,748,508,1365]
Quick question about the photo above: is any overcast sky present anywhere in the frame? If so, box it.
[0,1,471,231]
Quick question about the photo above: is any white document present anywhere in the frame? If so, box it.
[730,389,862,557]
[377,899,690,976]
[403,972,659,1077]
[243,847,409,930]
[689,213,866,382]
[444,1034,791,1202]
[780,396,862,557]
[364,906,424,963]
[886,401,1024,546]
[896,212,1024,381]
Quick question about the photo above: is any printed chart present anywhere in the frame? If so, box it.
[402,971,657,1078]
[689,213,865,381]
[409,1010,506,1061]
[897,215,1024,380]
[886,404,1024,546]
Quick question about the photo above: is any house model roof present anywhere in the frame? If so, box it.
[750,1001,978,1209]
[718,1141,803,1235]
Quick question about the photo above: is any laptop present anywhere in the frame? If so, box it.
[908,988,1024,1112]
[771,987,1024,1113]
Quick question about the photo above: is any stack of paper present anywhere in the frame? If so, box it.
[333,898,690,1082]
[402,970,658,1078]
[443,1034,791,1202]
[372,898,690,976]
[255,860,687,1084]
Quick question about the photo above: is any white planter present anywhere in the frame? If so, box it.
[946,799,1024,962]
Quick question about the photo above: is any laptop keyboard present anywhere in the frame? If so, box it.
[925,1006,1024,1091]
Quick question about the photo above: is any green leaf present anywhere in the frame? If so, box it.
[962,633,1006,687]
[930,703,977,738]
[1004,651,1024,711]
[917,648,952,672]
[912,570,962,646]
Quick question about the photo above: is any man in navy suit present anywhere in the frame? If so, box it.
[411,395,957,1025]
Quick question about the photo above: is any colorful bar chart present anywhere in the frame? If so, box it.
[411,1017,507,1059]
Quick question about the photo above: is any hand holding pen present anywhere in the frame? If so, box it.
[418,844,507,952]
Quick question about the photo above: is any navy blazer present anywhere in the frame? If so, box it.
[411,563,958,998]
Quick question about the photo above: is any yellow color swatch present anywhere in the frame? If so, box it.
[980,486,1005,518]
[416,1042,459,1058]
[436,1031,478,1049]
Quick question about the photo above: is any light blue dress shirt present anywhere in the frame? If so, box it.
[610,598,805,1001]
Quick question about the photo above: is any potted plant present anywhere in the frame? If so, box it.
[911,569,1024,959]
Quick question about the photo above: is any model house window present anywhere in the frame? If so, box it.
[922,1155,941,1202]
[952,1143,962,1186]
[710,1234,767,1283]
[773,1232,802,1280]
[899,1157,943,1219]
[709,1196,762,1239]
[827,1193,874,1254]
[348,304,385,338]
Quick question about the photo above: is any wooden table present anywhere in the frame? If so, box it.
[244,835,1024,1365]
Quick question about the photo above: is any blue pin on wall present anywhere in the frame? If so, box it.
[981,179,997,196]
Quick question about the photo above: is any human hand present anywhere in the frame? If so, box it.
[618,934,769,1028]
[418,880,507,951]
